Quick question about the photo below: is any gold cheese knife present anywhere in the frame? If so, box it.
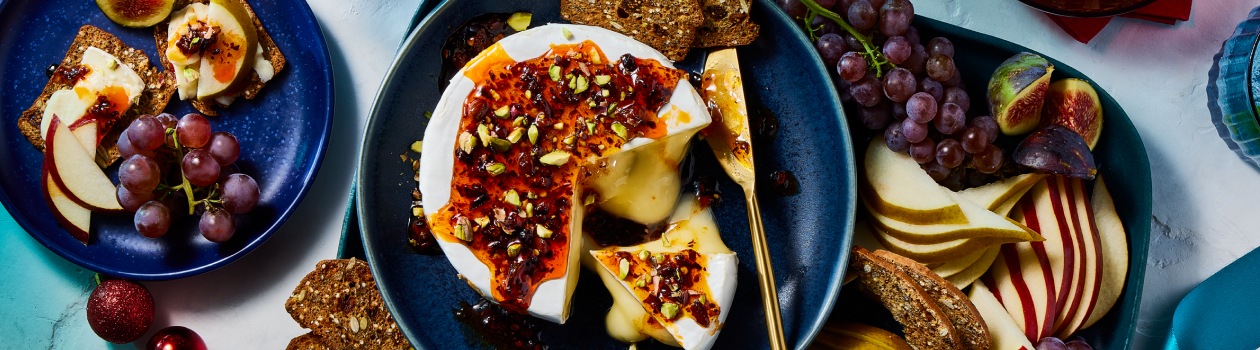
[701,47,788,350]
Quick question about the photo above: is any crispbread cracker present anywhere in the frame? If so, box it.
[285,332,331,350]
[694,0,760,47]
[285,258,409,350]
[154,0,285,116]
[873,249,992,350]
[851,247,962,350]
[560,0,705,61]
[17,25,175,166]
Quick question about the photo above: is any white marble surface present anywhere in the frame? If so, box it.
[7,0,1259,348]
[915,1,1260,348]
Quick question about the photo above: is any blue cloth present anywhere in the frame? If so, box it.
[1167,246,1260,350]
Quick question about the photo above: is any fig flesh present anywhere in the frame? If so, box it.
[1013,125,1096,180]
[987,52,1053,136]
[96,0,175,28]
[1042,78,1103,150]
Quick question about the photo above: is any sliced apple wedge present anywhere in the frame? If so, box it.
[42,165,92,244]
[196,0,258,99]
[41,89,99,159]
[864,191,1042,245]
[46,117,122,212]
[970,282,1036,350]
[862,137,966,225]
[1082,175,1128,329]
[956,173,1044,211]
[1054,177,1103,338]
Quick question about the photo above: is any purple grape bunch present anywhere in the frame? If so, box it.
[117,113,259,242]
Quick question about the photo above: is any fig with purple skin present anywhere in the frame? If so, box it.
[988,52,1054,136]
[1042,78,1103,150]
[1014,125,1096,180]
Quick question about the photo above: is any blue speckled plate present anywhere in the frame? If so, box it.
[355,0,856,348]
[0,0,333,280]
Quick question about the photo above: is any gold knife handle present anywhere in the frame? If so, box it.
[746,191,788,350]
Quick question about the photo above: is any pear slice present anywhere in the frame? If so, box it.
[864,191,1043,245]
[944,246,1000,289]
[868,223,1008,264]
[862,137,967,225]
[970,282,1037,350]
[956,173,1044,211]
[931,245,990,279]
[196,0,257,99]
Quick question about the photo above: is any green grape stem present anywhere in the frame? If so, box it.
[164,127,219,215]
[799,0,895,77]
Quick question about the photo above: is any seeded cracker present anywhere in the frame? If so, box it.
[17,25,176,167]
[284,332,331,350]
[694,0,761,48]
[872,249,991,350]
[560,0,705,61]
[851,247,963,350]
[154,0,286,116]
[284,259,410,350]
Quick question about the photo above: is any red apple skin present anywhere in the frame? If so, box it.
[41,164,91,244]
[1044,176,1081,337]
[45,117,124,213]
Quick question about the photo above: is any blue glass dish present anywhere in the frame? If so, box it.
[355,0,856,348]
[0,0,334,280]
[1209,6,1260,169]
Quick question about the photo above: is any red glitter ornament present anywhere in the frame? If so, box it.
[148,326,207,350]
[86,279,154,343]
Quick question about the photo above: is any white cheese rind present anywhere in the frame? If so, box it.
[418,24,712,324]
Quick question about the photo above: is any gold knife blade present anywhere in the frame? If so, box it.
[701,47,788,350]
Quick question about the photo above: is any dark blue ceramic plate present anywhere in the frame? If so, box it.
[827,17,1151,350]
[356,0,855,348]
[0,0,333,280]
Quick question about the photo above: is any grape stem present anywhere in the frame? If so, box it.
[799,0,896,77]
[165,128,219,215]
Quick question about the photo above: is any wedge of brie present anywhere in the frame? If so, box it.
[40,46,145,155]
[418,24,711,324]
[587,195,738,350]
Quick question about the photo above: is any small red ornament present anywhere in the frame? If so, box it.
[148,326,207,350]
[86,279,155,343]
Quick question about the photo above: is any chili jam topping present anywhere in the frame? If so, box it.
[595,249,721,328]
[430,40,688,312]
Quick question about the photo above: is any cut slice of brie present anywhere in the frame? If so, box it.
[587,196,738,350]
[419,24,712,324]
[40,46,145,156]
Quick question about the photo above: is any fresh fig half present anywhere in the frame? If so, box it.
[987,52,1054,136]
[96,0,175,28]
[1014,125,1096,180]
[1042,78,1103,150]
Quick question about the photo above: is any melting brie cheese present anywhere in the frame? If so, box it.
[40,47,144,155]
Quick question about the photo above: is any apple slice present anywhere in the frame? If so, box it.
[40,89,99,159]
[1054,177,1103,338]
[970,282,1036,350]
[862,137,967,225]
[42,164,92,244]
[983,238,1056,342]
[196,0,258,99]
[46,117,122,212]
[1081,175,1128,329]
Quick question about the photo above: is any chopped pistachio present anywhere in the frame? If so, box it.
[611,122,628,139]
[661,231,672,247]
[410,141,424,153]
[527,124,539,144]
[638,250,649,261]
[587,100,596,108]
[554,122,565,130]
[474,216,490,228]
[536,224,553,238]
[525,90,532,99]
[540,150,571,165]
[506,242,522,257]
[477,124,492,147]
[493,106,509,119]
[636,278,646,288]
[562,27,574,40]
[600,89,610,97]
[660,303,680,320]
[591,49,602,64]
[424,111,433,119]
[524,202,534,217]
[485,162,506,176]
[490,138,512,152]
[412,206,422,217]
[594,75,611,85]
[513,116,527,127]
[575,75,589,94]
[618,258,630,279]
[619,91,626,101]
[107,59,119,70]
[562,135,575,145]
[504,190,521,206]
[489,90,501,100]
[586,121,596,133]
[182,66,199,81]
[549,65,561,82]
[454,218,472,241]
[697,294,707,304]
[507,128,524,143]
[458,131,476,154]
[584,194,596,206]
[507,12,532,31]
